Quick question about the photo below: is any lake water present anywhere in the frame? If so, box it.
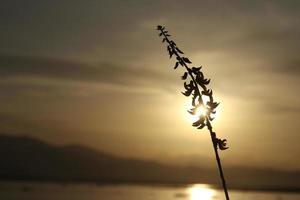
[0,182,299,200]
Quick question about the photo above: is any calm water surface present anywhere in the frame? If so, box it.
[0,182,299,200]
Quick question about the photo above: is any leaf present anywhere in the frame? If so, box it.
[207,101,219,110]
[192,116,205,127]
[159,33,163,36]
[181,72,188,80]
[157,25,162,30]
[166,34,171,37]
[167,46,173,58]
[184,82,189,90]
[194,70,203,78]
[183,57,192,64]
[187,108,195,115]
[162,38,166,43]
[195,74,207,91]
[213,102,220,108]
[197,123,206,129]
[192,66,202,72]
[188,106,199,115]
[179,60,184,66]
[170,40,176,47]
[202,89,212,96]
[174,62,179,69]
[192,91,199,106]
[216,139,228,150]
[176,57,185,67]
[176,47,184,54]
[182,89,193,96]
[182,81,194,96]
[203,78,211,85]
[184,80,194,90]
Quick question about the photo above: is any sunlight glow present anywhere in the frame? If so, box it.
[183,97,221,124]
[188,184,216,200]
[185,103,208,123]
[196,106,208,116]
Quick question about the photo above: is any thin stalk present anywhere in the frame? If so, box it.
[157,26,230,200]
[206,119,230,200]
[160,30,204,104]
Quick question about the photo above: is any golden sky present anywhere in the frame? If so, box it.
[0,0,299,170]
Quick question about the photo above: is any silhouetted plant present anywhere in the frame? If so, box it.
[157,25,230,200]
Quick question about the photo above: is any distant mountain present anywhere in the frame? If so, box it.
[0,134,299,191]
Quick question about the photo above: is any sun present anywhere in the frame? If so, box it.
[189,105,208,122]
[195,105,208,116]
[183,97,220,124]
[184,99,208,123]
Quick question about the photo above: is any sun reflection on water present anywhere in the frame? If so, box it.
[188,184,216,200]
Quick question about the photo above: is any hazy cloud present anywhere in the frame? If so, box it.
[0,55,173,86]
[0,0,299,169]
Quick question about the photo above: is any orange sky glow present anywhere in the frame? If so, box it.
[0,0,299,171]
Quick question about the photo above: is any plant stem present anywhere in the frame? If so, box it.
[158,26,230,200]
[160,30,204,105]
[206,119,230,200]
